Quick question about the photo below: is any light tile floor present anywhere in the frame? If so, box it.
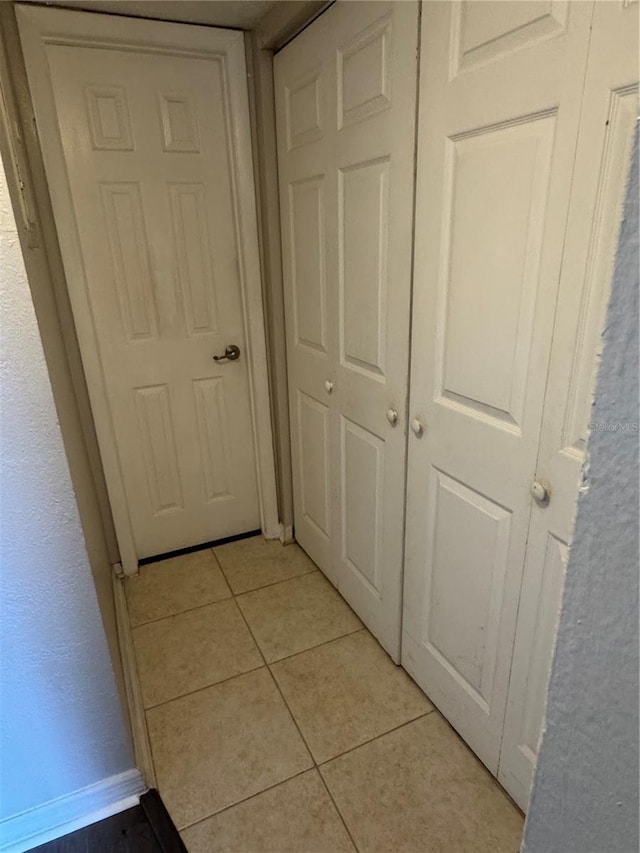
[125,536,524,853]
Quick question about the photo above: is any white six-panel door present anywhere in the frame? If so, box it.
[275,1,419,659]
[402,0,596,774]
[18,8,269,562]
[499,0,639,810]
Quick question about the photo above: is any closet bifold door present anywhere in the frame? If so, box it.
[274,1,419,660]
[498,0,639,811]
[402,0,594,779]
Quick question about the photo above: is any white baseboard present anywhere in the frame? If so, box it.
[112,568,156,789]
[278,524,294,545]
[0,769,145,853]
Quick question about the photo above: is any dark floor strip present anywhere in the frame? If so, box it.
[140,789,187,853]
[138,528,261,567]
[29,790,186,853]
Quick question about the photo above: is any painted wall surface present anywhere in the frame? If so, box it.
[0,4,128,722]
[523,131,639,852]
[0,161,134,820]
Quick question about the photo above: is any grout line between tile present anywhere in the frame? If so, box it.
[129,593,234,631]
[227,565,319,597]
[316,710,435,769]
[231,600,318,773]
[142,662,267,712]
[233,566,331,604]
[265,665,314,758]
[266,626,366,665]
[262,655,361,852]
[211,548,234,591]
[215,556,318,597]
[234,594,268,667]
[316,765,362,853]
[177,767,313,834]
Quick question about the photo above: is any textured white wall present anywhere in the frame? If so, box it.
[523,131,639,852]
[0,161,134,820]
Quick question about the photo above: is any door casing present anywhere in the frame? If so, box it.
[17,5,280,573]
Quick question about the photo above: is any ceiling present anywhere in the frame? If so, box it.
[19,0,279,30]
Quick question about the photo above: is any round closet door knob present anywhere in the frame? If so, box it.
[531,480,550,505]
[411,418,425,437]
[324,380,334,394]
[386,409,398,426]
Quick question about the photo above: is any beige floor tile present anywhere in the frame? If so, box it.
[181,770,355,853]
[214,536,317,594]
[147,667,313,829]
[321,714,524,853]
[236,572,362,663]
[125,550,230,627]
[271,630,433,762]
[133,599,263,708]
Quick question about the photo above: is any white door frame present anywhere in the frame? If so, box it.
[17,5,280,575]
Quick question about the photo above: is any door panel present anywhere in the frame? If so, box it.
[402,0,594,775]
[169,184,221,337]
[19,13,262,559]
[193,378,233,502]
[101,182,159,341]
[290,177,327,353]
[297,391,332,540]
[340,158,389,378]
[341,416,384,593]
[337,13,391,129]
[275,1,419,658]
[453,1,570,74]
[425,472,511,709]
[440,114,554,425]
[499,0,639,810]
[134,384,183,515]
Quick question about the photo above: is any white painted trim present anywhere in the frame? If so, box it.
[16,5,280,572]
[223,28,280,541]
[112,567,157,789]
[0,769,145,853]
[278,523,295,544]
[245,34,295,534]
